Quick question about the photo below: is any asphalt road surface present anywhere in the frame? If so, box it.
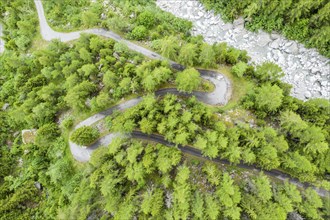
[34,0,328,197]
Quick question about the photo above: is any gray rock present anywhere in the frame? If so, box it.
[321,90,328,97]
[287,59,294,68]
[305,61,312,68]
[222,23,233,31]
[285,41,293,47]
[270,32,280,40]
[34,182,42,190]
[2,103,9,111]
[321,81,328,87]
[233,17,244,26]
[232,17,245,31]
[311,68,319,74]
[272,51,279,61]
[304,91,312,98]
[257,32,272,47]
[285,42,299,55]
[267,51,272,60]
[269,39,280,49]
[288,212,304,220]
[278,52,286,64]
[210,19,218,25]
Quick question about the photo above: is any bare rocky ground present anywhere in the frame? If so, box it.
[156,0,330,100]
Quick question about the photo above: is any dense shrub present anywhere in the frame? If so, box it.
[231,61,248,77]
[70,126,99,146]
[137,11,156,28]
[130,25,148,40]
[176,68,201,93]
[1,0,38,51]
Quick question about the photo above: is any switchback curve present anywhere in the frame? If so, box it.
[34,0,328,197]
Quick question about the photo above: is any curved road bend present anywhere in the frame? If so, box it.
[35,0,168,62]
[34,0,328,197]
[69,81,230,163]
[131,131,329,198]
[34,0,232,104]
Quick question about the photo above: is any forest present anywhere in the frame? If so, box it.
[0,0,329,219]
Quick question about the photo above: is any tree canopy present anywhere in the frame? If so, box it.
[70,126,100,146]
[175,68,201,93]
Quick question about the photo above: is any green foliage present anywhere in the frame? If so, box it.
[0,180,39,219]
[299,188,323,219]
[112,95,217,158]
[253,62,284,83]
[252,173,273,203]
[254,84,283,112]
[175,68,201,93]
[130,25,148,40]
[64,81,97,112]
[103,16,131,33]
[297,98,330,127]
[91,92,111,111]
[283,19,309,42]
[46,158,73,185]
[203,162,221,186]
[0,146,15,180]
[192,191,205,218]
[35,123,60,146]
[226,48,241,65]
[156,145,182,173]
[43,0,100,30]
[43,0,192,44]
[81,11,99,28]
[154,36,179,60]
[217,173,241,219]
[213,42,228,63]
[178,43,198,67]
[231,61,248,77]
[141,188,164,217]
[70,125,99,146]
[1,0,38,52]
[1,1,329,218]
[280,110,308,138]
[204,194,220,219]
[136,11,156,28]
[200,0,330,58]
[199,43,216,68]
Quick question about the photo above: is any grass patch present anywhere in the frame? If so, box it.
[200,78,215,92]
[216,65,254,111]
[218,65,254,104]
[29,32,50,52]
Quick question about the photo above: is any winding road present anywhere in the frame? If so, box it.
[156,0,330,101]
[33,0,328,197]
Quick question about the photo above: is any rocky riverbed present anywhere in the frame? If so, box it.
[156,0,329,100]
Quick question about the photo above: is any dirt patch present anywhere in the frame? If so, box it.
[22,129,37,144]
